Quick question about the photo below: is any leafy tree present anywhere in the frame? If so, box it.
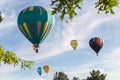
[72,77,80,80]
[83,70,107,80]
[51,0,83,20]
[50,0,119,20]
[0,46,34,70]
[95,0,119,14]
[53,71,69,80]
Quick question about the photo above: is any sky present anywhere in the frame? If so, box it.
[0,0,120,80]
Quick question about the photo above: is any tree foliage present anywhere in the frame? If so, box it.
[51,0,83,20]
[72,77,80,80]
[50,0,119,20]
[0,46,34,70]
[53,71,69,80]
[53,70,107,80]
[95,0,119,14]
[83,70,107,80]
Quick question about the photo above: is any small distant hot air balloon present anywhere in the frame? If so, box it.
[17,6,55,53]
[37,67,42,76]
[89,37,104,56]
[70,40,78,50]
[0,12,4,23]
[65,20,69,23]
[43,65,51,74]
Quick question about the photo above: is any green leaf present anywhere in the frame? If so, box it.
[0,46,35,70]
[50,0,83,20]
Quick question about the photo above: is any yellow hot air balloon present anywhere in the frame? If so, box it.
[43,65,51,74]
[70,40,78,50]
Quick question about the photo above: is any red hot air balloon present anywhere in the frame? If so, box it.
[89,37,104,56]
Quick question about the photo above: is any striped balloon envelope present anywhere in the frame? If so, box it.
[17,6,55,53]
[89,37,104,56]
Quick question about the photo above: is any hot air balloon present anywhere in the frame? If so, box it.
[37,67,42,76]
[17,6,55,53]
[0,12,4,23]
[89,37,103,56]
[70,40,78,50]
[43,65,50,74]
[65,20,69,23]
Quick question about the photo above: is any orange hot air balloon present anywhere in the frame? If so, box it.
[43,65,51,74]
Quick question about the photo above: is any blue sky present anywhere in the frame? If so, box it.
[0,0,120,80]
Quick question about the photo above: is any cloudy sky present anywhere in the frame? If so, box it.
[0,0,120,80]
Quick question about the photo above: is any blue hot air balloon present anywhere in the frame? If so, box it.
[37,67,42,76]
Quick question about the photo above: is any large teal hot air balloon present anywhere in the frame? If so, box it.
[17,6,55,53]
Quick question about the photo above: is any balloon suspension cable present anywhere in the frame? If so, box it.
[74,48,76,50]
[35,48,39,53]
[96,54,98,56]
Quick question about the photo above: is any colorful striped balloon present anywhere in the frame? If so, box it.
[89,37,104,56]
[17,6,55,53]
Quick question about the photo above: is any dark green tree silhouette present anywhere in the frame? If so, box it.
[72,77,80,80]
[50,0,119,20]
[0,46,34,70]
[83,70,107,80]
[53,71,69,80]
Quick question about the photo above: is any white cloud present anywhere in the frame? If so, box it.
[13,8,120,61]
[19,76,46,80]
[0,65,19,74]
[0,64,21,80]
[0,11,17,29]
[46,47,120,80]
[0,0,120,80]
[51,64,105,80]
[0,6,17,36]
[101,48,120,69]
